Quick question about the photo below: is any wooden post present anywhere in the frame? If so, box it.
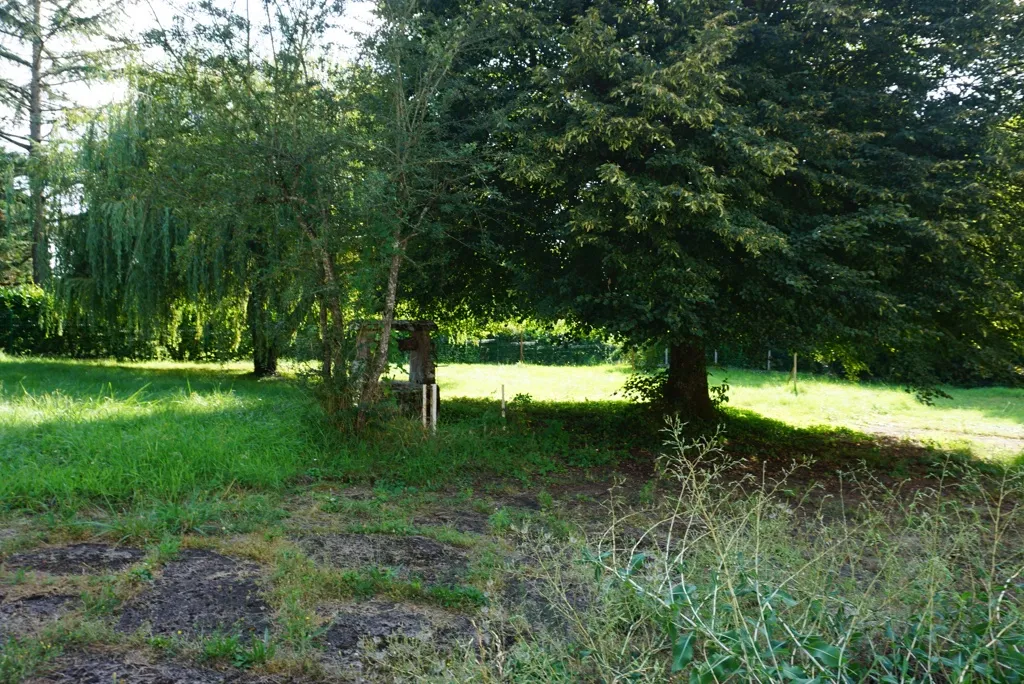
[714,349,718,365]
[519,331,524,363]
[791,353,798,395]
[422,383,428,428]
[767,349,772,372]
[664,348,669,367]
[431,384,439,433]
[501,384,506,422]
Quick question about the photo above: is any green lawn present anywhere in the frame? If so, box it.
[439,363,1024,459]
[1,356,1021,514]
[2,356,1021,683]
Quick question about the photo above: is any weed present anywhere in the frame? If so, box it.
[278,596,326,654]
[234,630,276,668]
[427,585,488,610]
[152,535,181,564]
[0,636,58,684]
[201,632,241,662]
[81,581,121,616]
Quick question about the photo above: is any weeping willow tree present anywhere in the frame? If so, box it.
[53,101,249,359]
[55,0,363,375]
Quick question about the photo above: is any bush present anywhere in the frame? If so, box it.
[0,286,56,355]
[0,285,250,361]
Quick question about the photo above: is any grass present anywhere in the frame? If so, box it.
[0,355,1022,681]
[0,356,319,509]
[1,356,1021,514]
[438,362,1024,459]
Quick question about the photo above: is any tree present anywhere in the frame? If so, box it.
[0,151,32,285]
[351,0,490,428]
[0,0,129,284]
[58,0,362,376]
[441,0,1024,418]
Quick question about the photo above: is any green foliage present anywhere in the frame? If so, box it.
[233,630,276,669]
[0,285,246,360]
[0,154,31,286]
[573,421,1024,682]
[0,635,58,684]
[0,286,53,354]
[423,0,1024,405]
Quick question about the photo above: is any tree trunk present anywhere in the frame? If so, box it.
[29,0,45,285]
[319,296,332,383]
[355,238,403,431]
[253,342,279,377]
[248,287,278,378]
[665,340,715,421]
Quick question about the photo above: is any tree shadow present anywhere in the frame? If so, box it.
[0,357,290,402]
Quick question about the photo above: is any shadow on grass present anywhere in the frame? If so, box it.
[0,357,1009,514]
[0,357,280,401]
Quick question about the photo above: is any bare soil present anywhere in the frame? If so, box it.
[118,549,270,638]
[320,599,474,667]
[0,594,78,640]
[296,533,468,585]
[412,509,490,534]
[27,652,289,683]
[4,543,143,575]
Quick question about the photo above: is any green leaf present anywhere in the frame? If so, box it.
[671,632,695,673]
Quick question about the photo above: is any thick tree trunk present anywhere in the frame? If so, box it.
[253,342,279,377]
[29,0,45,285]
[248,287,278,378]
[666,340,715,422]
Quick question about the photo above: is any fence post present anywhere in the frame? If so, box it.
[767,349,772,372]
[421,383,428,428]
[664,348,669,367]
[431,384,439,434]
[714,349,718,365]
[791,353,798,395]
[501,384,506,423]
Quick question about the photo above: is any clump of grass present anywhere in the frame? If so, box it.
[270,549,487,611]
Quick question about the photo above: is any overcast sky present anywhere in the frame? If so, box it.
[1,0,375,152]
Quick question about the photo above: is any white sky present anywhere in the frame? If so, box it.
[1,0,375,151]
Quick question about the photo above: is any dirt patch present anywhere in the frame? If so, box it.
[298,533,468,584]
[0,594,78,640]
[321,600,475,668]
[118,549,269,638]
[28,651,285,683]
[4,543,143,575]
[503,494,541,511]
[413,509,491,534]
[502,576,591,636]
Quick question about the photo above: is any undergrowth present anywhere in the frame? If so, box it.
[381,418,1024,682]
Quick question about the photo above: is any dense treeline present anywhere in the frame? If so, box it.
[1,0,1022,420]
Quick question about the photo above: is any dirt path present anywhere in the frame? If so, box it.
[852,419,1024,456]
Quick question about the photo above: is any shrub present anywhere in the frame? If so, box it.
[0,286,55,355]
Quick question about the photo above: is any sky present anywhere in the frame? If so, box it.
[1,0,375,152]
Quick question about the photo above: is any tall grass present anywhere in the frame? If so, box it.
[381,419,1024,682]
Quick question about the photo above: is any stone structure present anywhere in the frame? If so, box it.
[354,320,438,420]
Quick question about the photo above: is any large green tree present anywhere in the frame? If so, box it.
[430,0,1024,418]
